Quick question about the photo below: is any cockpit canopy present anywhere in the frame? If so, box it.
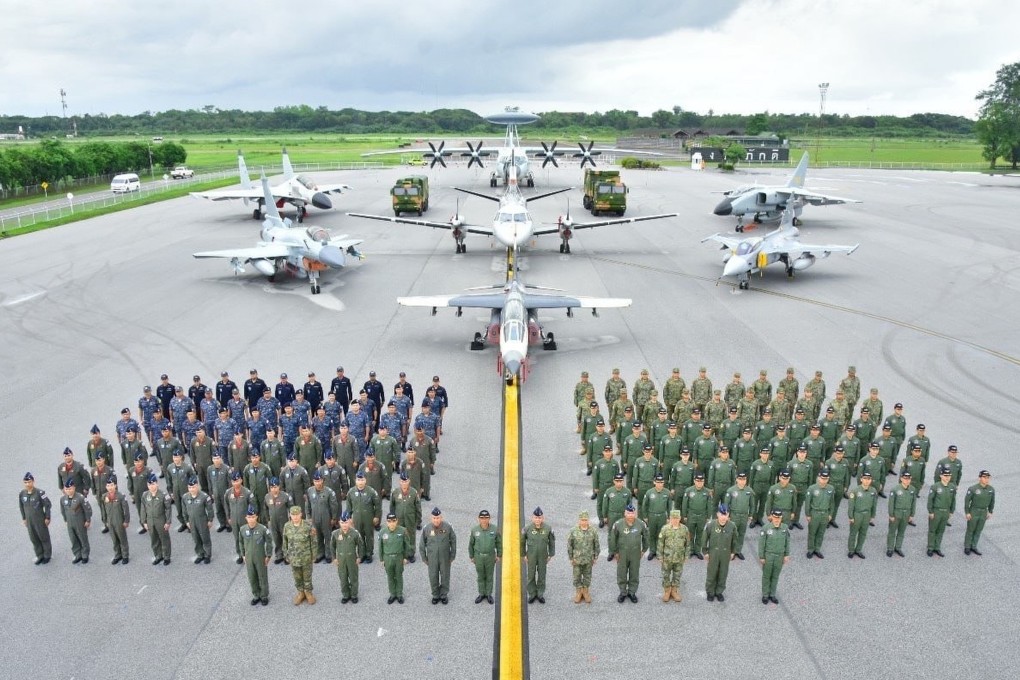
[295,175,317,191]
[735,239,761,256]
[306,226,331,243]
[497,211,529,224]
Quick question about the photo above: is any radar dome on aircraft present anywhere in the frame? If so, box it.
[484,106,539,126]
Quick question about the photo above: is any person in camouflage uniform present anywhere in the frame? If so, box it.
[752,370,772,413]
[768,389,792,427]
[690,367,713,413]
[657,509,691,603]
[797,388,819,423]
[779,367,799,403]
[828,390,851,429]
[723,372,745,410]
[632,370,656,422]
[737,389,760,428]
[703,390,727,433]
[861,388,884,426]
[575,389,598,437]
[567,511,600,603]
[671,390,695,429]
[839,366,861,415]
[806,370,826,403]
[608,393,634,439]
[282,506,317,605]
[641,390,665,432]
[662,368,686,417]
[573,371,593,425]
[604,368,627,415]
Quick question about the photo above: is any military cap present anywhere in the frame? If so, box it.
[640,369,649,375]
[658,407,668,414]
[818,469,830,478]
[160,373,169,380]
[589,400,598,407]
[286,452,296,461]
[425,387,435,394]
[120,407,130,415]
[613,472,625,480]
[694,471,706,480]
[185,407,195,414]
[280,372,288,378]
[246,504,257,516]
[717,504,729,515]
[64,478,76,487]
[870,387,879,394]
[95,451,106,461]
[624,504,636,512]
[939,467,952,475]
[733,372,742,378]
[161,423,172,431]
[289,506,302,515]
[230,471,241,481]
[579,510,590,520]
[63,446,74,456]
[399,472,409,481]
[631,422,641,429]
[311,470,322,480]
[713,389,721,395]
[367,370,377,377]
[595,418,605,426]
[910,444,922,451]
[172,449,183,458]
[147,474,159,484]
[579,371,589,378]
[23,472,34,481]
[882,424,891,430]
[175,386,184,393]
[612,368,620,374]
[917,424,926,430]
[699,366,707,372]
[384,512,397,521]
[979,470,990,477]
[206,388,214,394]
[133,452,145,461]
[894,403,903,409]
[787,367,795,374]
[869,442,879,448]
[642,443,653,451]
[477,509,491,519]
[340,511,351,521]
[668,421,677,428]
[212,450,222,458]
[432,375,441,381]
[294,389,304,396]
[354,471,365,479]
[692,408,702,415]
[143,386,152,392]
[669,509,682,519]
[797,443,808,451]
[702,423,712,430]
[90,424,101,434]
[128,425,140,433]
[846,424,857,431]
[760,446,770,453]
[834,444,845,453]
[431,507,442,516]
[760,369,767,376]
[421,399,431,407]
[532,507,544,517]
[218,406,228,414]
[948,445,958,452]
[810,423,821,430]
[729,407,738,413]
[187,476,199,486]
[602,443,613,452]
[825,406,834,413]
[719,445,729,452]
[771,509,784,517]
[861,407,870,413]
[794,407,805,414]
[323,450,334,460]
[776,424,786,431]
[680,448,691,456]
[814,370,823,376]
[336,366,345,372]
[742,426,752,433]
[779,469,791,478]
[263,387,272,394]
[861,471,873,479]
[736,471,747,479]
[218,370,228,377]
[654,473,665,482]
[763,407,772,414]
[624,405,633,412]
[900,471,912,479]
[847,366,856,373]
[269,476,280,487]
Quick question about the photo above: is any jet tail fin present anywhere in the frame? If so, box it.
[787,152,808,188]
[282,147,295,180]
[260,174,284,225]
[238,151,252,189]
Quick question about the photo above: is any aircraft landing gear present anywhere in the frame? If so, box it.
[297,206,308,224]
[558,240,571,254]
[455,240,466,254]
[309,272,321,295]
[526,177,535,188]
[738,275,750,290]
[792,217,802,226]
[786,266,795,278]
[470,332,485,351]
[253,198,264,220]
[543,332,557,351]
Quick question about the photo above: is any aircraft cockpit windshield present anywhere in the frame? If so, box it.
[306,226,331,243]
[735,240,758,256]
[295,175,317,191]
[502,320,525,343]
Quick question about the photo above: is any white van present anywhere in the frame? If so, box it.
[110,173,141,193]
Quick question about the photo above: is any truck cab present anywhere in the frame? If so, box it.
[391,175,430,216]
[582,169,627,216]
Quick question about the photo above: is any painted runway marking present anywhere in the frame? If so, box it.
[2,290,45,306]
[137,585,147,595]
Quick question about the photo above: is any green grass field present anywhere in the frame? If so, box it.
[790,137,983,165]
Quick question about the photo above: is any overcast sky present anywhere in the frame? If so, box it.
[2,0,1017,120]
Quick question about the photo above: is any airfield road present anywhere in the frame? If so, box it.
[0,163,1018,679]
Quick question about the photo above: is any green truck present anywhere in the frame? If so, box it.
[391,175,429,216]
[582,169,627,216]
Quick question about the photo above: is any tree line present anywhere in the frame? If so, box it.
[0,140,186,192]
[0,105,974,139]
[976,62,1020,168]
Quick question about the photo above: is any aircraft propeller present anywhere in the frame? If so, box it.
[424,141,450,169]
[573,141,601,169]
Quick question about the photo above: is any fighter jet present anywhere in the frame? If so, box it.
[702,208,859,290]
[191,149,351,222]
[712,152,860,231]
[363,106,660,188]
[348,166,677,254]
[397,248,630,383]
[193,176,363,295]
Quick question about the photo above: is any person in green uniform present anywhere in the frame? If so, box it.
[379,512,412,603]
[752,369,772,414]
[102,476,131,565]
[886,472,916,557]
[166,451,195,531]
[225,472,255,564]
[20,472,53,565]
[680,472,711,558]
[602,474,632,530]
[183,477,213,563]
[964,470,995,555]
[347,473,381,563]
[420,507,457,604]
[732,428,758,477]
[769,425,793,472]
[590,445,619,528]
[859,442,889,497]
[926,466,956,557]
[663,368,686,417]
[657,423,683,475]
[305,471,340,563]
[847,471,878,558]
[60,478,92,563]
[704,504,737,602]
[804,469,836,558]
[840,366,861,416]
[768,390,792,427]
[759,509,791,604]
[853,409,876,455]
[827,390,850,430]
[901,445,927,508]
[469,509,501,604]
[574,371,593,421]
[905,423,931,463]
[724,372,745,409]
[241,504,272,606]
[788,446,814,529]
[804,424,827,475]
[671,390,695,429]
[90,454,115,530]
[737,389,760,429]
[522,507,555,603]
[578,401,601,456]
[724,472,755,559]
[86,424,115,470]
[621,422,648,473]
[779,367,799,403]
[632,369,656,422]
[604,368,627,415]
[390,473,421,562]
[629,444,660,506]
[875,426,898,481]
[884,402,907,468]
[690,367,713,413]
[586,419,613,476]
[749,448,776,527]
[861,388,883,427]
[707,447,736,501]
[649,409,671,457]
[704,390,728,433]
[264,477,292,564]
[567,511,600,603]
[787,408,809,451]
[614,405,638,454]
[330,511,365,603]
[576,388,597,437]
[282,506,316,605]
[837,424,863,476]
[764,469,797,526]
[609,504,649,603]
[753,409,776,453]
[141,474,172,565]
[719,407,743,453]
[694,424,720,473]
[825,446,851,527]
[641,475,670,559]
[806,370,826,404]
[656,509,691,602]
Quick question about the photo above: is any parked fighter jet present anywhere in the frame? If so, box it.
[712,152,860,231]
[193,176,363,294]
[191,149,351,222]
[702,208,859,289]
[397,248,630,383]
[363,106,660,188]
[348,166,677,254]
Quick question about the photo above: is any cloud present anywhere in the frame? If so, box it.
[0,0,1016,118]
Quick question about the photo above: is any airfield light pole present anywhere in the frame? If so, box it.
[816,82,829,164]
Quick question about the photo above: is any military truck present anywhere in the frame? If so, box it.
[581,169,627,216]
[391,175,430,215]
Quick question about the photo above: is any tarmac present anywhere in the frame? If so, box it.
[0,162,1018,679]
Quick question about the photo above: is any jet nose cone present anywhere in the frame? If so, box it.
[723,255,751,277]
[311,192,332,210]
[317,245,346,269]
[503,351,524,378]
[713,198,733,216]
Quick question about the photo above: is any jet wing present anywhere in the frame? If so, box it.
[776,188,861,206]
[398,292,505,309]
[346,213,493,236]
[327,235,364,249]
[700,233,745,249]
[533,213,678,236]
[521,145,662,157]
[770,240,860,256]
[361,147,474,158]
[312,182,352,194]
[192,243,292,260]
[520,292,631,309]
[191,186,327,203]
